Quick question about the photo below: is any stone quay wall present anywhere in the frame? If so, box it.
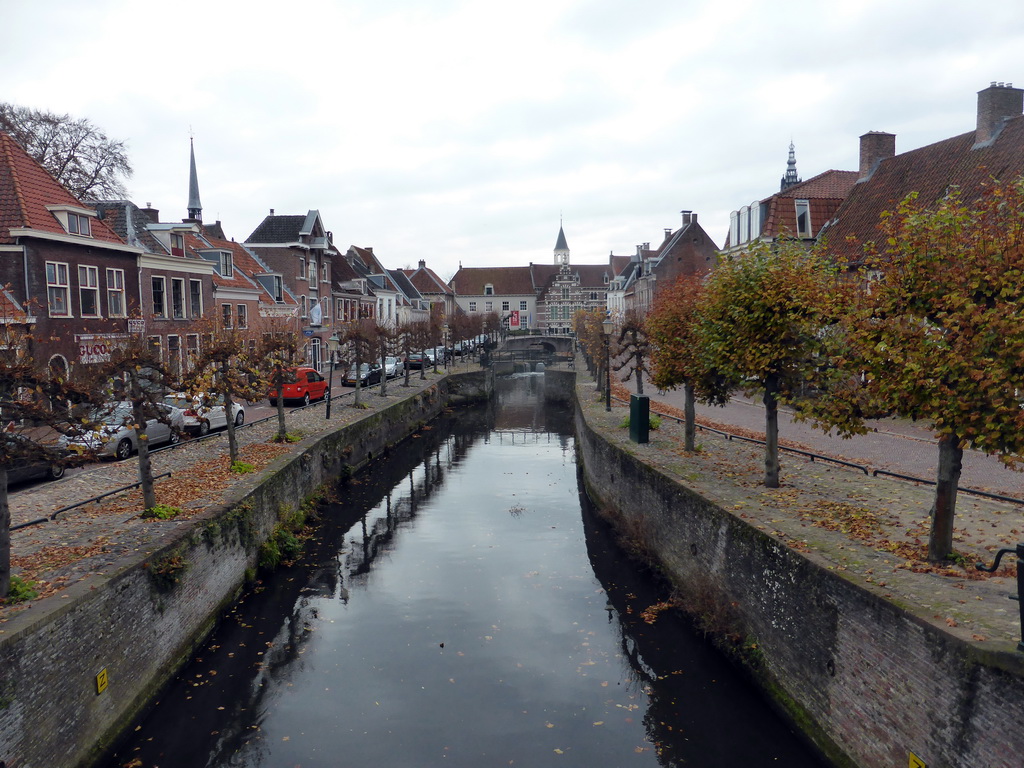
[573,378,1024,768]
[0,376,480,768]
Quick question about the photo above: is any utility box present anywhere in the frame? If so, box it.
[630,394,650,444]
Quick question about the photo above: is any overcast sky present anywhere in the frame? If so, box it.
[3,0,1023,281]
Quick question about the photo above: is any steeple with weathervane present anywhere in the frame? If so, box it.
[780,141,802,191]
[186,136,202,223]
[554,220,569,265]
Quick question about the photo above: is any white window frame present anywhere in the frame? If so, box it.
[795,199,812,238]
[237,303,248,329]
[171,278,186,319]
[189,279,203,318]
[520,300,528,311]
[221,303,233,328]
[66,212,92,237]
[46,261,71,317]
[468,301,477,312]
[106,268,126,318]
[220,251,233,278]
[501,301,510,312]
[78,265,100,318]
[152,276,167,319]
[170,232,185,256]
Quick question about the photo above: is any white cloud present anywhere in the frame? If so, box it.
[3,0,1024,279]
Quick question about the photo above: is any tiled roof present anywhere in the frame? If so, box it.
[449,266,535,295]
[387,269,422,301]
[0,132,124,246]
[91,200,170,254]
[759,170,858,242]
[404,266,454,296]
[0,288,28,322]
[823,117,1024,262]
[245,214,308,244]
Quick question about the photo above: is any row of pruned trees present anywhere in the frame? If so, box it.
[640,178,1024,564]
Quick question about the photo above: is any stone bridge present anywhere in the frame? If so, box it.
[501,335,574,357]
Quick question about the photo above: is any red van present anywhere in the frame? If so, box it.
[267,366,330,406]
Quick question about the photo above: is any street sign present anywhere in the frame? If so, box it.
[302,329,315,337]
[909,752,927,768]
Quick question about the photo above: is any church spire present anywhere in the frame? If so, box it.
[187,137,202,222]
[780,141,801,191]
[554,220,569,265]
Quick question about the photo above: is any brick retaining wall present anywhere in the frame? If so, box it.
[574,379,1024,768]
[0,379,464,768]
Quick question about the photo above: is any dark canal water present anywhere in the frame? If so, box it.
[103,374,826,768]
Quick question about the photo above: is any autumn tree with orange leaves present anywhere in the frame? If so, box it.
[831,180,1024,562]
[695,240,841,488]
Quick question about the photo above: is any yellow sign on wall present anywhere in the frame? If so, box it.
[95,668,108,695]
[909,752,926,768]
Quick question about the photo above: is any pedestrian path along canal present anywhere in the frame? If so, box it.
[103,374,825,767]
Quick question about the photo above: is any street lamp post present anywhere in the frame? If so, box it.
[326,333,340,419]
[602,317,613,412]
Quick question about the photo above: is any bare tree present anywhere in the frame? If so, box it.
[258,319,303,441]
[87,333,180,513]
[614,310,650,395]
[0,103,132,199]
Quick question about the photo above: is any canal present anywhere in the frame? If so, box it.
[102,374,826,767]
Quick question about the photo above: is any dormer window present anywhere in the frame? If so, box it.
[484,284,494,296]
[170,232,185,257]
[795,200,811,238]
[219,252,233,278]
[48,205,95,237]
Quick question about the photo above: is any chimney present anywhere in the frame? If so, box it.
[664,228,672,239]
[858,131,896,182]
[418,259,426,270]
[681,210,692,226]
[975,81,1024,147]
[142,203,160,223]
[269,208,275,216]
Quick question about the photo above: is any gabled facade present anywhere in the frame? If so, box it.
[0,131,143,376]
[245,209,338,371]
[449,226,612,334]
[91,200,217,378]
[820,82,1024,266]
[345,245,400,327]
[628,210,718,316]
[403,259,456,324]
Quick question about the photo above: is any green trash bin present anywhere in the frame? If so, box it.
[630,394,649,444]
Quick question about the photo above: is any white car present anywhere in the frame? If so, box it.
[59,401,186,460]
[163,393,245,436]
[383,356,404,378]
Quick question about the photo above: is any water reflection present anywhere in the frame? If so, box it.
[101,374,824,768]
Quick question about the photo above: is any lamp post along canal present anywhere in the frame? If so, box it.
[602,317,613,412]
[326,333,340,419]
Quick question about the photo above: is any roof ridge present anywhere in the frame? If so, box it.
[1,134,30,228]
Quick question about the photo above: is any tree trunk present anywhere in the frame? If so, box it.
[137,432,157,511]
[222,362,239,464]
[274,368,287,440]
[684,382,696,452]
[763,377,780,488]
[0,469,10,597]
[928,434,963,562]
[379,352,387,397]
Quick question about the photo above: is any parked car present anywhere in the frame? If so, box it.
[59,401,185,460]
[344,363,383,387]
[163,393,245,436]
[406,352,425,370]
[268,366,330,406]
[3,433,68,484]
[383,356,404,378]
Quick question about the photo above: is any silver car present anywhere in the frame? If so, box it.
[163,393,245,436]
[60,401,186,460]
